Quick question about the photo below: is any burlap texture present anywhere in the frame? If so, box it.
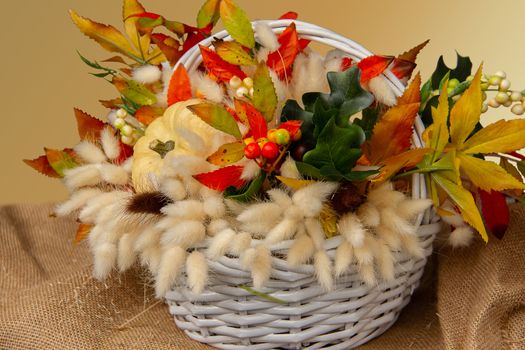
[1,203,524,349]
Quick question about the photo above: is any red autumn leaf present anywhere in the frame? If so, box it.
[235,100,267,140]
[116,142,134,165]
[267,22,300,80]
[151,33,182,65]
[357,55,394,83]
[340,57,353,71]
[200,45,247,82]
[193,165,246,191]
[74,108,106,141]
[479,190,509,240]
[128,11,162,20]
[298,39,310,51]
[278,11,298,20]
[278,120,302,137]
[168,65,192,106]
[391,40,429,81]
[23,155,60,178]
[183,32,207,54]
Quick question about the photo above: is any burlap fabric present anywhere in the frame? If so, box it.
[1,203,524,349]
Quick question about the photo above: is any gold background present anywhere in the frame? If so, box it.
[2,0,524,204]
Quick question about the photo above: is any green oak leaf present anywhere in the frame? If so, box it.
[303,117,365,175]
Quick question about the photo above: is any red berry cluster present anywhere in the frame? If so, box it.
[243,127,301,165]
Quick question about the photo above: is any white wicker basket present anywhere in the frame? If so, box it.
[165,20,441,349]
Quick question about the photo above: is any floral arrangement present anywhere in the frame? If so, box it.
[25,0,525,299]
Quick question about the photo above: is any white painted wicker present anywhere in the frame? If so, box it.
[165,20,441,349]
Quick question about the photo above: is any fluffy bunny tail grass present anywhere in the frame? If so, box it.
[186,251,208,294]
[155,246,186,298]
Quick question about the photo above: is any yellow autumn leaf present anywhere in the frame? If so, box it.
[449,65,483,147]
[276,176,315,190]
[431,172,488,242]
[457,153,525,191]
[427,79,450,162]
[461,119,525,154]
[123,0,150,53]
[70,10,142,62]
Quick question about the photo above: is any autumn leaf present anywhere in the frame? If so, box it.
[432,172,488,242]
[391,40,429,81]
[151,33,181,65]
[449,65,483,147]
[461,119,525,154]
[252,62,278,122]
[357,55,394,83]
[134,106,165,126]
[122,0,151,59]
[187,102,242,139]
[200,45,247,82]
[457,153,525,191]
[235,100,267,140]
[478,190,509,239]
[45,148,79,177]
[23,155,60,178]
[276,176,315,190]
[197,0,221,28]
[168,65,192,106]
[366,74,421,163]
[213,40,255,65]
[499,157,524,197]
[267,22,300,80]
[112,76,157,106]
[74,108,106,141]
[425,78,450,163]
[70,10,142,62]
[219,0,255,49]
[75,223,93,244]
[99,98,123,109]
[278,11,299,20]
[373,148,430,183]
[207,142,245,166]
[194,165,246,191]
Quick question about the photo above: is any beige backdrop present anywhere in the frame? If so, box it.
[2,0,524,205]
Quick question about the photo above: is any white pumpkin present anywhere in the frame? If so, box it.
[132,99,236,192]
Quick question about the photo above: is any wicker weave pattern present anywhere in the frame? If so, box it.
[165,20,440,349]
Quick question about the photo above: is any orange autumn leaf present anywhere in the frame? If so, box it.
[23,155,60,178]
[200,45,247,82]
[74,108,106,141]
[366,74,421,163]
[168,65,192,106]
[193,165,246,191]
[373,148,430,183]
[75,223,93,244]
[135,106,165,126]
[357,55,394,83]
[235,99,267,140]
[267,22,300,80]
[391,40,429,81]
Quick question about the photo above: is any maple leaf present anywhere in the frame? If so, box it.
[167,65,192,106]
[267,23,300,80]
[200,45,247,82]
[390,40,429,81]
[74,108,106,141]
[365,73,421,163]
[420,64,525,242]
[193,165,246,191]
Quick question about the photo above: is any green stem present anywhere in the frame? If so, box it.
[393,166,453,179]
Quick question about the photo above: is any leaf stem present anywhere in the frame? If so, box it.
[393,166,453,179]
